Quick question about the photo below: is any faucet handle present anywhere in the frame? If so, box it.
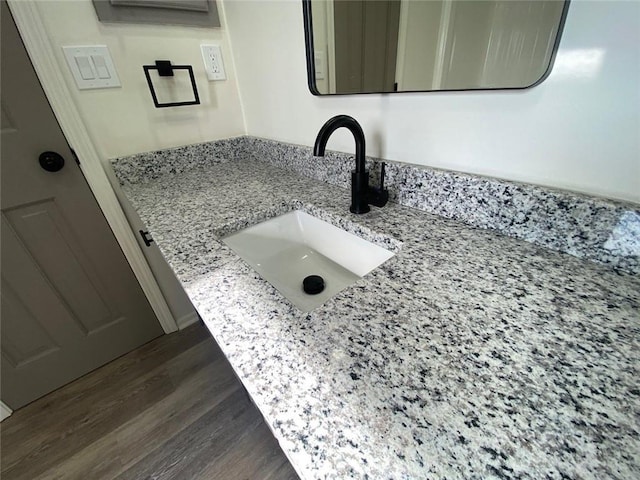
[369,162,389,208]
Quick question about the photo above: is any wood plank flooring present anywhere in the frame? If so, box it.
[1,324,299,480]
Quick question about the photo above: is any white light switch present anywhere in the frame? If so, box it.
[91,55,111,79]
[75,56,95,80]
[201,44,226,81]
[63,45,120,90]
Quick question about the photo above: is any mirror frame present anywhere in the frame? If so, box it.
[302,0,571,96]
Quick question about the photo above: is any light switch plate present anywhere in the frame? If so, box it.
[62,45,121,90]
[201,44,226,81]
[314,50,326,80]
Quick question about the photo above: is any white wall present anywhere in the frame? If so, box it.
[36,0,245,160]
[224,0,640,203]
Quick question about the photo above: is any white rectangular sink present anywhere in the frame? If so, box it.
[222,210,395,312]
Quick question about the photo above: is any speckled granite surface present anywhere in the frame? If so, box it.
[113,137,639,275]
[113,153,639,480]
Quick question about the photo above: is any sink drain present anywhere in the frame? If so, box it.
[303,275,325,295]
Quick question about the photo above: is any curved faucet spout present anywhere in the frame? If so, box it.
[313,115,366,173]
[313,114,387,214]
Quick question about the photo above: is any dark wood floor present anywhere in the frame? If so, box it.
[1,324,299,480]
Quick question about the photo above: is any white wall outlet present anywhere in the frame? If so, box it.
[200,44,226,81]
[62,45,121,90]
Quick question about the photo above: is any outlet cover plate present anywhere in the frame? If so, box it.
[200,44,226,81]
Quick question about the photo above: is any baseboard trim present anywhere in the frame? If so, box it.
[1,401,13,422]
[176,311,200,330]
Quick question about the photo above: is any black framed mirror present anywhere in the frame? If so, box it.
[303,0,570,95]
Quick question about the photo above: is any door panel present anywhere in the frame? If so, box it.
[1,2,163,409]
[5,201,117,333]
[0,281,60,369]
[334,0,400,93]
[1,105,17,133]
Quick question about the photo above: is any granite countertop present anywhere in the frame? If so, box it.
[118,156,639,480]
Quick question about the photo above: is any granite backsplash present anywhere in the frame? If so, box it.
[112,136,639,275]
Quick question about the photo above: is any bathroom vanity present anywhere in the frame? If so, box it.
[113,139,639,479]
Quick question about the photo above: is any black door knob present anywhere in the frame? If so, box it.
[39,151,65,172]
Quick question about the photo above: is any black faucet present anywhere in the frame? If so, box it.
[313,115,388,214]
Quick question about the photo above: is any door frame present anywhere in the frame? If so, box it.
[6,1,178,334]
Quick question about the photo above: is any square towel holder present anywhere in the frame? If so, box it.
[143,60,200,108]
